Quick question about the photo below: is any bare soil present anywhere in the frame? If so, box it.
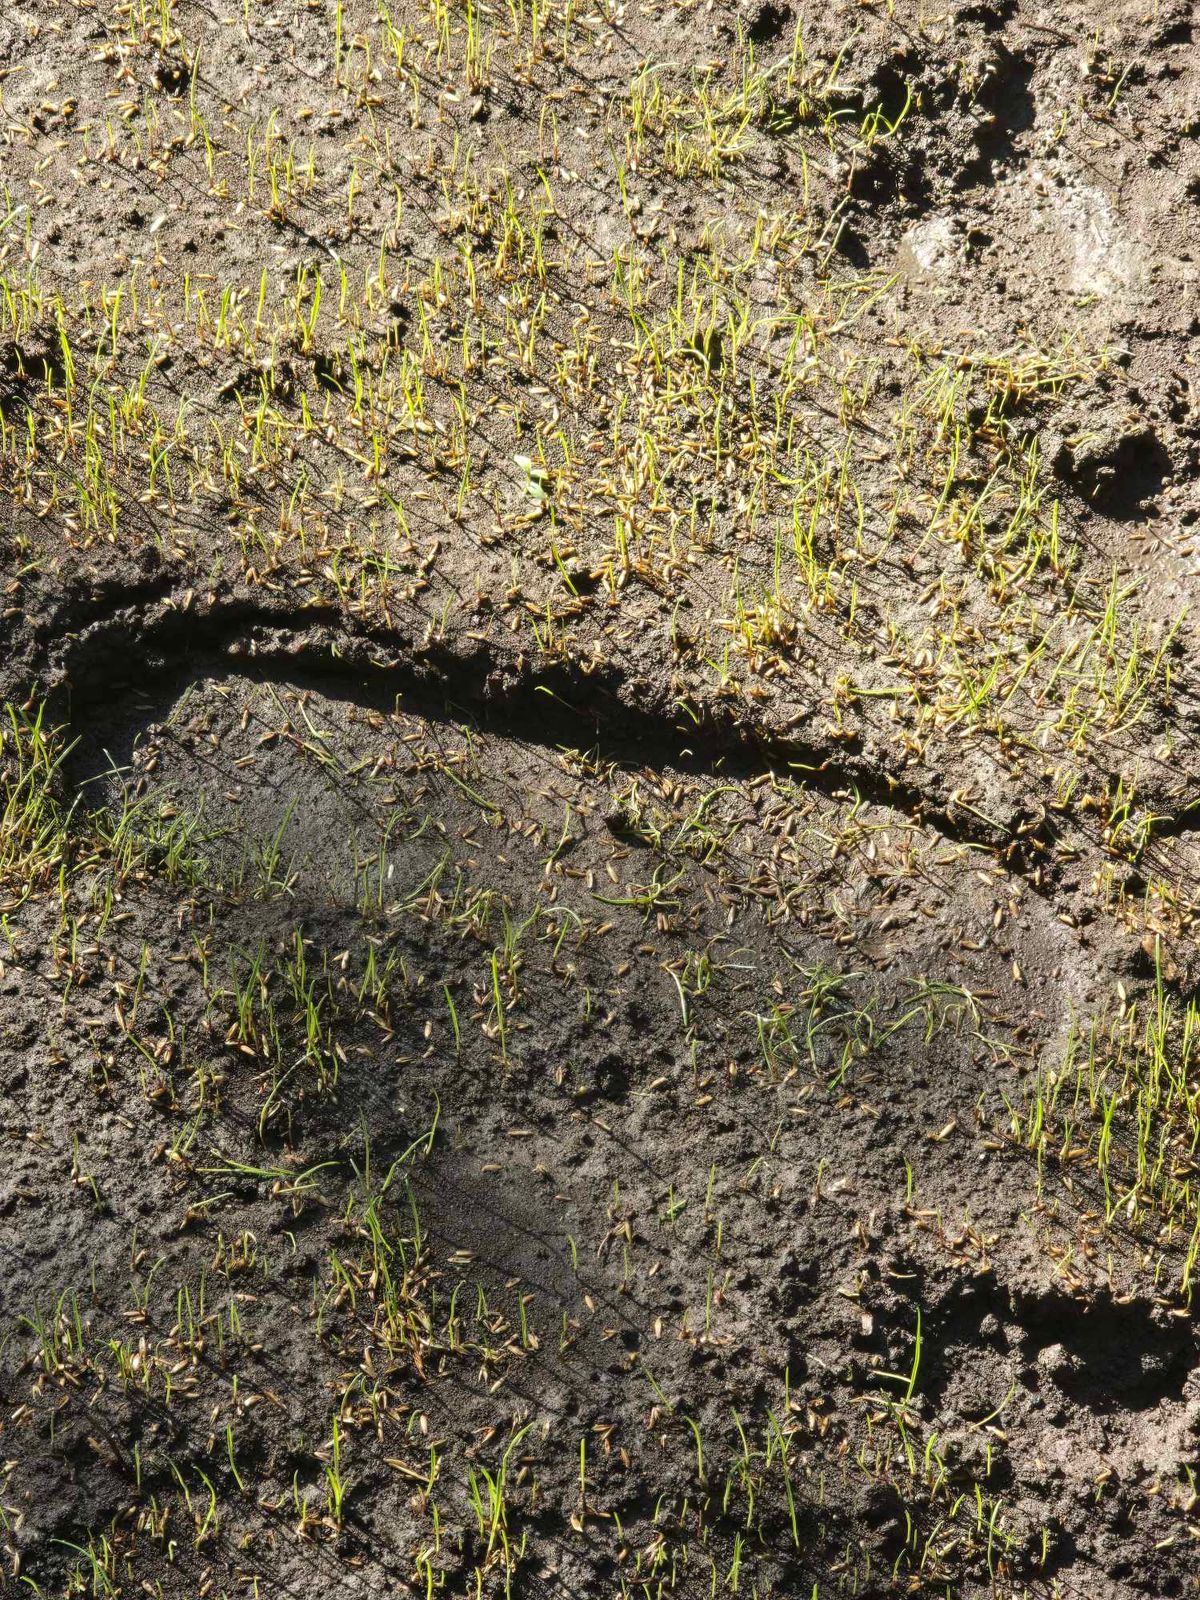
[2,2,1200,1597]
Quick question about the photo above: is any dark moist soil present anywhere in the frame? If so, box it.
[2,1,1200,1598]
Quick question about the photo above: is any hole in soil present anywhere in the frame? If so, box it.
[313,350,345,393]
[154,55,188,95]
[2,337,70,391]
[1022,1293,1195,1412]
[869,59,918,131]
[957,0,1017,28]
[960,48,1035,186]
[577,1048,633,1102]
[832,224,871,268]
[747,0,789,44]
[684,326,723,373]
[0,381,28,422]
[841,57,933,213]
[217,361,298,405]
[837,56,919,136]
[918,1276,1011,1408]
[1068,427,1172,519]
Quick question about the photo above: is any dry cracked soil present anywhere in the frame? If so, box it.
[2,0,1200,1597]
